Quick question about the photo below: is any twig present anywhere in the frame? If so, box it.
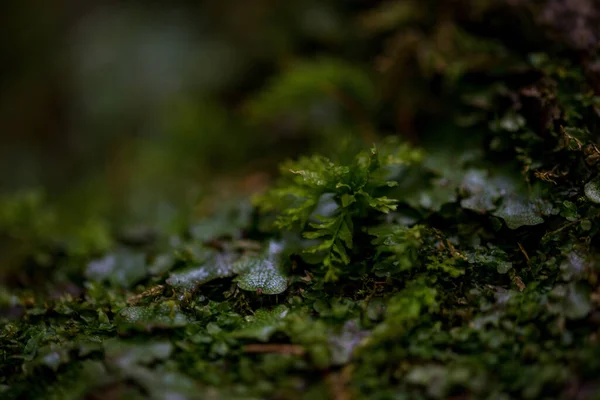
[544,220,579,239]
[243,344,305,356]
[127,285,165,305]
[517,242,530,263]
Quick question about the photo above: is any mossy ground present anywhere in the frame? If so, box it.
[2,1,600,399]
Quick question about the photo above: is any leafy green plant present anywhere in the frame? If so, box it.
[257,139,422,280]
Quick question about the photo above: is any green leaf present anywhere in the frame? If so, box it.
[85,249,147,288]
[496,261,513,274]
[492,197,544,229]
[235,259,288,295]
[340,193,356,207]
[584,178,600,203]
[367,196,398,213]
[166,254,235,290]
[368,224,423,276]
[231,305,289,342]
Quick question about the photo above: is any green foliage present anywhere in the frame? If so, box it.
[165,241,289,295]
[492,196,545,229]
[0,190,56,242]
[368,224,423,276]
[257,139,422,280]
[115,303,191,333]
[231,305,289,342]
[245,58,375,131]
[3,1,600,399]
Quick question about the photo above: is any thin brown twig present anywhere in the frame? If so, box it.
[127,285,165,305]
[544,220,579,239]
[243,344,305,356]
[517,242,530,263]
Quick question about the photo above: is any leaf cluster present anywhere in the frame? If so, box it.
[257,139,422,280]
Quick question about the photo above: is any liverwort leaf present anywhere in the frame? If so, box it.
[235,258,288,295]
[584,177,600,203]
[492,196,544,229]
[166,253,235,290]
[233,240,289,295]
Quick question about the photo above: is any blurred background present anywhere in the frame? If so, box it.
[1,0,394,284]
[1,0,598,283]
[0,0,398,231]
[1,1,388,228]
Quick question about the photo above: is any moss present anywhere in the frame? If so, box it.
[2,1,600,399]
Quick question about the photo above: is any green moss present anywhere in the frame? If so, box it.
[2,1,600,399]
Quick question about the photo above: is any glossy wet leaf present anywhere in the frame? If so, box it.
[492,197,544,229]
[166,253,235,290]
[235,259,288,295]
[584,178,600,203]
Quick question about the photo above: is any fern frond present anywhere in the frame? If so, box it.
[255,138,422,280]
